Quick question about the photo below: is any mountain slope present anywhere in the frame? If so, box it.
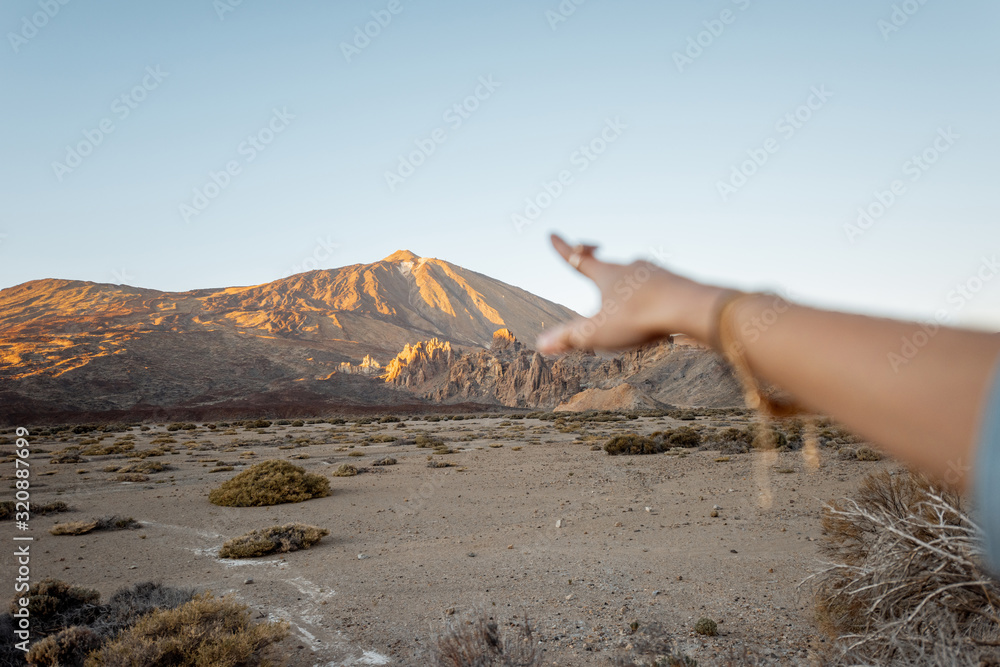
[0,251,579,419]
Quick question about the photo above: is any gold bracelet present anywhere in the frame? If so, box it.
[706,289,746,352]
[716,292,802,418]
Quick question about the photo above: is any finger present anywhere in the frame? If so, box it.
[536,323,577,355]
[536,315,606,354]
[549,233,607,281]
[538,310,663,355]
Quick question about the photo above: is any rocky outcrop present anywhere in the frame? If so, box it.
[384,329,742,409]
[554,384,669,412]
[382,339,453,387]
[338,354,382,376]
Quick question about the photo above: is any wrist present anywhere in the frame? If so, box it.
[669,282,731,345]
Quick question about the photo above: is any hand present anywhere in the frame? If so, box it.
[535,233,724,354]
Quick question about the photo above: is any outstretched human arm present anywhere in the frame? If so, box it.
[536,234,1000,491]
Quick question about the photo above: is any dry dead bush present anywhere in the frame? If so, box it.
[332,463,359,476]
[611,622,697,667]
[604,434,663,456]
[9,579,102,635]
[219,523,329,559]
[114,473,149,482]
[809,469,1000,665]
[80,441,134,456]
[26,625,102,666]
[208,459,330,506]
[50,520,98,536]
[425,610,540,666]
[1,500,69,521]
[50,516,139,536]
[85,592,288,666]
[117,461,168,474]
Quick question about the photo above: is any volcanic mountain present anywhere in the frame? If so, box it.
[0,251,581,420]
[0,250,741,422]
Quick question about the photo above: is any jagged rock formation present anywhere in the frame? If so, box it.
[382,339,453,386]
[338,354,382,376]
[384,329,743,409]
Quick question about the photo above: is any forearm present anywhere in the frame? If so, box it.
[719,294,1000,490]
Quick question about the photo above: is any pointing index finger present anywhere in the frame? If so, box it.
[550,233,602,280]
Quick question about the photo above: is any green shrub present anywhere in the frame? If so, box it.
[208,460,330,507]
[219,523,329,559]
[290,420,305,427]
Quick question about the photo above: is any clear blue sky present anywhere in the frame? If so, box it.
[2,0,999,328]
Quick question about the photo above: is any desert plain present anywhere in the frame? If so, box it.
[2,411,892,666]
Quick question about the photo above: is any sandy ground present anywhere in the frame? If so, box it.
[3,415,892,666]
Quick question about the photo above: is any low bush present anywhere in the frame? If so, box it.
[855,446,883,461]
[85,593,288,666]
[425,610,539,666]
[27,625,101,666]
[50,516,139,536]
[80,441,134,456]
[118,461,168,474]
[604,434,663,456]
[219,523,329,559]
[371,456,397,466]
[415,434,445,448]
[611,622,698,667]
[209,460,330,507]
[332,464,358,477]
[664,427,701,449]
[51,521,99,536]
[1,500,69,521]
[694,617,718,636]
[811,470,1000,664]
[10,579,102,634]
